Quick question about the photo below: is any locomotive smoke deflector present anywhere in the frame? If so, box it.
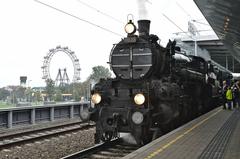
[138,20,150,36]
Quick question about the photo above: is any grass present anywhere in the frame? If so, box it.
[0,101,15,109]
[31,102,43,106]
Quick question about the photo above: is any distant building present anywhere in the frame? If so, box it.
[20,76,27,87]
[32,87,45,92]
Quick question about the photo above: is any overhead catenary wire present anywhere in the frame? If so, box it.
[145,0,152,5]
[34,0,124,37]
[176,2,192,20]
[162,13,194,40]
[192,20,210,26]
[176,2,211,30]
[176,2,210,26]
[173,29,212,35]
[140,0,193,40]
[76,0,124,24]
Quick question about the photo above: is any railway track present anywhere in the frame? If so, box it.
[0,121,95,150]
[61,138,140,159]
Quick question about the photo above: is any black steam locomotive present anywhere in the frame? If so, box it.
[90,19,225,145]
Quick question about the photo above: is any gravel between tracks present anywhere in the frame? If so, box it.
[0,118,83,137]
[0,128,95,159]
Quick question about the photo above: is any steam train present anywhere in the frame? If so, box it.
[89,19,229,145]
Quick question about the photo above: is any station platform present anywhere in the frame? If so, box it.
[123,107,240,159]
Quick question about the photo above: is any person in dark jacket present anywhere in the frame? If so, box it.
[233,81,240,108]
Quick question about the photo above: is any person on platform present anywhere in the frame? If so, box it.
[226,85,233,110]
[222,80,228,109]
[233,81,240,108]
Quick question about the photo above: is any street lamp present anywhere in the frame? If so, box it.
[188,21,199,56]
[28,80,32,88]
[27,80,32,102]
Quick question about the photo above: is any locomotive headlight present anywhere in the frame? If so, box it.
[124,20,136,34]
[134,93,145,105]
[132,111,144,124]
[91,93,102,104]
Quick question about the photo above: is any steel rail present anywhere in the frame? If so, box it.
[0,122,95,150]
[61,138,139,159]
[0,121,85,140]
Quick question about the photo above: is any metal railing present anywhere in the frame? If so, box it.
[0,102,89,129]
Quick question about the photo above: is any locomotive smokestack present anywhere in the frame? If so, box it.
[138,20,151,36]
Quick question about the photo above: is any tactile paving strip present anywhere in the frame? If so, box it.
[198,110,240,159]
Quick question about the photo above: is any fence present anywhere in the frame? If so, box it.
[0,102,89,129]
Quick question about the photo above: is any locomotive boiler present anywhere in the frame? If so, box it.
[90,19,222,145]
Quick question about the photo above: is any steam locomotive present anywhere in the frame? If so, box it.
[89,19,227,145]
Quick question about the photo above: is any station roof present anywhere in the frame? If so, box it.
[182,35,240,73]
[194,0,240,73]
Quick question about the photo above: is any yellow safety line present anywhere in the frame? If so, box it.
[144,109,222,159]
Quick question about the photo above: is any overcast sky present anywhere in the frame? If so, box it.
[0,0,213,87]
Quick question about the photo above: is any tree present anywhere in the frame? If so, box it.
[25,88,33,102]
[0,88,10,101]
[33,91,42,102]
[15,86,26,101]
[55,88,62,101]
[67,66,111,102]
[71,82,81,101]
[89,66,111,83]
[71,81,90,101]
[45,79,55,101]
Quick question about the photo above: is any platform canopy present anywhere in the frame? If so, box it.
[182,35,240,73]
[194,0,240,73]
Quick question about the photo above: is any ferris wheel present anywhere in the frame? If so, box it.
[41,45,81,83]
